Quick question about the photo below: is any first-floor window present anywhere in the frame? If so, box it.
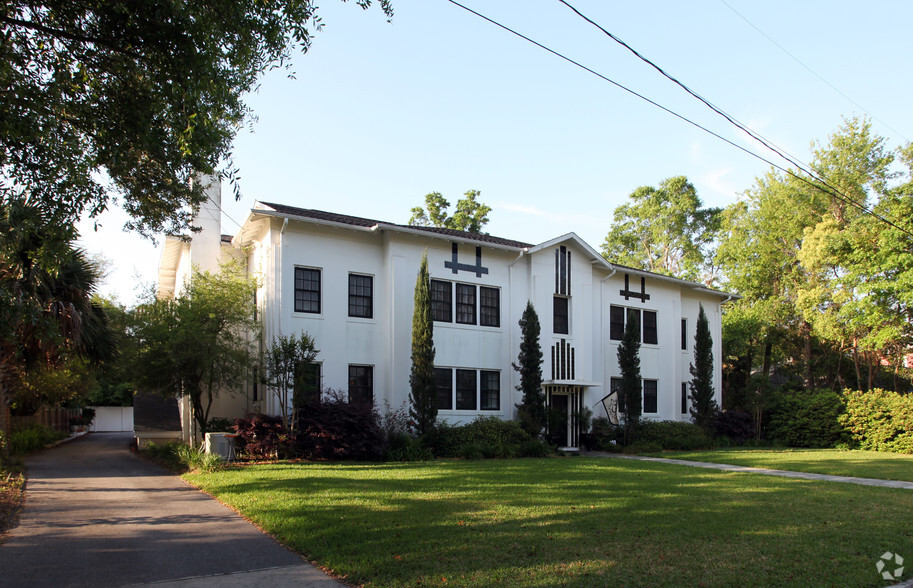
[435,368,453,410]
[348,365,373,405]
[643,379,658,413]
[480,370,500,410]
[294,362,321,405]
[456,369,477,410]
[681,382,688,414]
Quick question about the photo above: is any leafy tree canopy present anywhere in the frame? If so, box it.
[602,176,721,284]
[0,0,393,235]
[409,190,491,234]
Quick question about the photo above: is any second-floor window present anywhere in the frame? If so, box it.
[348,274,373,318]
[294,267,321,314]
[609,305,657,344]
[431,280,500,328]
[554,296,569,334]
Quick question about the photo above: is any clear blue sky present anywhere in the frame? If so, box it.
[77,0,913,305]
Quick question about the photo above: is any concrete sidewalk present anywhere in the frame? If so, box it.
[591,451,913,490]
[0,433,342,588]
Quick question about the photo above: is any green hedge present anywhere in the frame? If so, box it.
[425,417,547,459]
[10,425,67,455]
[765,389,847,448]
[839,389,913,454]
[637,420,715,450]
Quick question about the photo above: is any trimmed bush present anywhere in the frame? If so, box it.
[765,389,847,448]
[385,432,432,462]
[622,440,662,454]
[637,420,715,450]
[296,395,384,461]
[234,414,293,460]
[839,389,913,454]
[425,417,541,459]
[713,410,756,444]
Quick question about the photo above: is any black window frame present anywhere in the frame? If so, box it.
[643,379,658,414]
[479,286,500,328]
[456,369,477,410]
[480,370,500,410]
[554,296,569,334]
[456,283,476,325]
[681,318,688,350]
[348,273,373,319]
[610,305,625,340]
[681,382,688,414]
[431,280,452,322]
[643,310,658,345]
[294,267,321,314]
[435,367,453,410]
[347,365,374,405]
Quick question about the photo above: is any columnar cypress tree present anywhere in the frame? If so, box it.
[513,301,544,436]
[689,303,718,431]
[617,313,642,444]
[409,251,437,435]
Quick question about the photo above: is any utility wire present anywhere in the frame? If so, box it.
[719,0,910,145]
[552,0,911,236]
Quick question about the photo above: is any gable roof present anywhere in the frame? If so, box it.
[256,201,533,249]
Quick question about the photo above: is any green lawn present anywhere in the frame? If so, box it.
[187,457,913,587]
[654,448,913,482]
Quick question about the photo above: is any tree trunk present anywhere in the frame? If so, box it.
[852,342,862,391]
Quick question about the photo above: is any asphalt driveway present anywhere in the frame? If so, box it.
[0,433,340,587]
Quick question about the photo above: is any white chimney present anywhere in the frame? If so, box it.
[190,174,222,274]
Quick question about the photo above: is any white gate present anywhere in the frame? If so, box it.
[89,407,134,432]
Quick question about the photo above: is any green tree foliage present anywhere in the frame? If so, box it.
[263,332,319,430]
[409,251,436,435]
[689,304,718,431]
[130,260,259,440]
[513,301,545,437]
[408,190,492,234]
[717,117,911,395]
[0,198,112,456]
[617,313,641,443]
[602,176,721,283]
[0,0,393,235]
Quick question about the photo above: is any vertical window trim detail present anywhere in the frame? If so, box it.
[294,267,321,314]
[347,273,373,319]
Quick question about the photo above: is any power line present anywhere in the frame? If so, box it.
[552,0,910,237]
[719,0,910,145]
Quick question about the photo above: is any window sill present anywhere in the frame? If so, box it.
[292,312,323,319]
[434,322,503,333]
[347,316,376,325]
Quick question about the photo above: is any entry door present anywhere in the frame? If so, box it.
[551,394,569,447]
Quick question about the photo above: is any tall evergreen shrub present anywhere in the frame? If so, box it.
[689,304,718,431]
[618,313,642,444]
[514,301,545,436]
[409,251,437,435]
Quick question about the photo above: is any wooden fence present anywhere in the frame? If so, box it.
[11,406,82,433]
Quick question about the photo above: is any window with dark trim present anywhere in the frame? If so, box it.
[480,370,500,410]
[295,362,321,405]
[479,287,500,327]
[431,280,452,322]
[610,305,625,340]
[626,308,641,343]
[681,382,688,414]
[681,318,688,350]
[611,377,624,412]
[347,365,373,405]
[456,369,477,410]
[294,267,321,314]
[435,368,453,410]
[554,296,569,334]
[643,310,657,345]
[348,274,373,318]
[456,284,476,325]
[643,379,658,413]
